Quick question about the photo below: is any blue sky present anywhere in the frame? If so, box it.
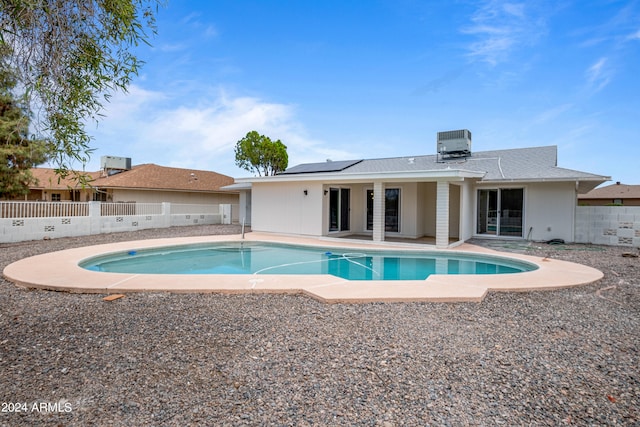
[83,0,639,185]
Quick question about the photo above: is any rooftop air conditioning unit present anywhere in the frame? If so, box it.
[100,155,132,171]
[437,129,472,158]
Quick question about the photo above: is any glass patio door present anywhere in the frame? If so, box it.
[329,188,350,232]
[366,188,400,232]
[477,189,523,237]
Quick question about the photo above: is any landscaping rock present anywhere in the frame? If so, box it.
[0,226,638,426]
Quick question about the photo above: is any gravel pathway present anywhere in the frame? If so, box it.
[1,225,638,426]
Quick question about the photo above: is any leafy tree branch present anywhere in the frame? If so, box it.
[0,0,160,174]
[235,130,288,176]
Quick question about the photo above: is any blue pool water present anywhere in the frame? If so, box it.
[80,242,537,281]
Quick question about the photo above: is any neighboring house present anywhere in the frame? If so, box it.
[578,182,640,206]
[235,134,609,248]
[21,162,239,206]
[90,163,238,205]
[25,168,100,202]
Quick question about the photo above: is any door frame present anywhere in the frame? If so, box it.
[328,187,350,232]
[476,187,524,238]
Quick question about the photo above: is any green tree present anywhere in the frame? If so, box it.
[0,0,159,173]
[234,131,288,176]
[0,47,49,199]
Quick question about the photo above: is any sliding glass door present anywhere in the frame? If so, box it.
[329,188,350,232]
[477,189,523,237]
[366,188,400,232]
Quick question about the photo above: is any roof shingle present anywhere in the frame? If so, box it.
[30,164,235,193]
[282,145,606,182]
[578,183,640,199]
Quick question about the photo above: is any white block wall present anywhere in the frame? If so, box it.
[575,206,640,247]
[0,202,229,243]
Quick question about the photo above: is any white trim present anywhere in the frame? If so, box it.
[237,169,485,183]
[473,186,526,239]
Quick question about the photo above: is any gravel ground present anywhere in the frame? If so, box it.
[0,225,638,426]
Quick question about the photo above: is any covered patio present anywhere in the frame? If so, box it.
[319,175,482,249]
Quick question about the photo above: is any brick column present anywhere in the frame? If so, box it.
[436,181,450,248]
[373,182,385,242]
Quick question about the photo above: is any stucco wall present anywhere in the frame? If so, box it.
[420,182,437,237]
[250,179,582,243]
[524,182,576,242]
[111,189,238,205]
[251,181,324,236]
[404,182,420,238]
[347,184,366,233]
[459,181,475,241]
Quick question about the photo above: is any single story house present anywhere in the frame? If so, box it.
[578,182,640,206]
[23,161,238,206]
[235,132,609,248]
[24,168,101,202]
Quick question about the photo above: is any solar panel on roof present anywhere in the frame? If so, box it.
[279,159,363,174]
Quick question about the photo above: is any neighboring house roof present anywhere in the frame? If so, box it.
[91,164,235,192]
[239,145,609,193]
[30,164,235,193]
[30,168,101,190]
[578,182,640,200]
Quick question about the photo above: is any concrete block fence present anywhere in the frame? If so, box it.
[575,206,640,247]
[0,201,238,243]
[2,202,639,247]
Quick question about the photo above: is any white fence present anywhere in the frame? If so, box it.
[3,202,638,247]
[0,201,239,243]
[575,206,640,247]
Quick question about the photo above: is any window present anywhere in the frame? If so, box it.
[93,191,107,202]
[51,193,61,201]
[366,188,400,232]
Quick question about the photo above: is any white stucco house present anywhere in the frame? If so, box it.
[234,131,609,248]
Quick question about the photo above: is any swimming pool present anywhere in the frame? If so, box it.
[80,241,537,281]
[3,233,604,302]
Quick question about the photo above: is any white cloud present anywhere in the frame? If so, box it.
[87,85,353,176]
[585,57,611,93]
[179,11,219,39]
[203,25,219,38]
[462,0,547,65]
[532,103,574,124]
[628,28,640,41]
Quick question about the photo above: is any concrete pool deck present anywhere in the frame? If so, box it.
[3,232,604,303]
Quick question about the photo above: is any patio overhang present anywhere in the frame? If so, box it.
[478,177,610,193]
[236,168,486,184]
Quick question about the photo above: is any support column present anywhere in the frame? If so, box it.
[162,202,171,228]
[88,201,101,235]
[436,181,450,248]
[373,181,385,242]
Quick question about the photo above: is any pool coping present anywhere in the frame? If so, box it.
[2,232,604,303]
